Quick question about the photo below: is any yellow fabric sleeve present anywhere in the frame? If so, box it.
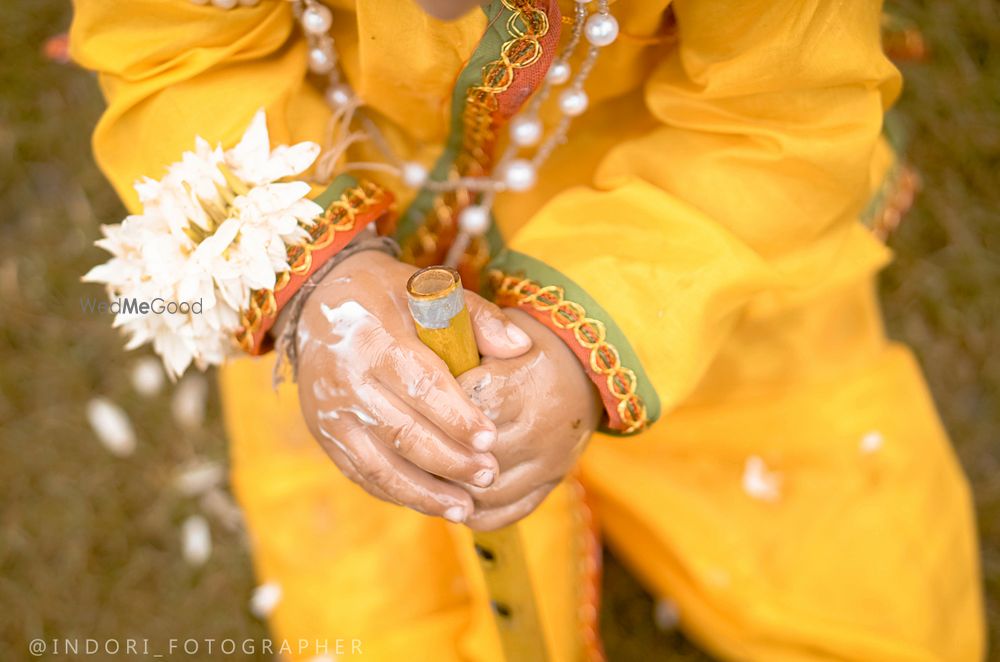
[69,0,324,213]
[498,0,903,426]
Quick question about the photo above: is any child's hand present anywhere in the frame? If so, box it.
[458,309,602,531]
[295,251,532,523]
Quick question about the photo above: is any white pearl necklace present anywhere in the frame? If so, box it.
[193,0,619,264]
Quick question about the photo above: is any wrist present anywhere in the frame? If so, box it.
[273,235,398,338]
[327,242,399,279]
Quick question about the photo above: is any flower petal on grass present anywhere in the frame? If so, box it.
[653,599,680,631]
[85,397,137,457]
[200,488,244,533]
[181,514,212,567]
[250,582,282,619]
[130,357,165,397]
[174,461,224,497]
[172,374,208,430]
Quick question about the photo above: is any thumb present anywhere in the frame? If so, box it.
[464,292,532,358]
[458,359,525,426]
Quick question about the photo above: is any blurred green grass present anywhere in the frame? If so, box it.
[0,1,996,660]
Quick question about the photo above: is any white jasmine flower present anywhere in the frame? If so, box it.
[227,110,320,185]
[84,110,322,379]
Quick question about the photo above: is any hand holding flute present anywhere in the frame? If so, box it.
[293,249,599,530]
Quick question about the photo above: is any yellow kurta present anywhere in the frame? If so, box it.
[71,0,984,660]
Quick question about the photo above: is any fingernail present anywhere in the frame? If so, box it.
[472,469,495,488]
[505,323,530,347]
[472,429,496,451]
[444,506,467,523]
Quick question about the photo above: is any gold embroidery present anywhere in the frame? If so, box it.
[490,270,648,433]
[460,0,548,176]
[401,0,550,272]
[235,181,385,353]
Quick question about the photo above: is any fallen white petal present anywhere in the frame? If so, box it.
[130,357,165,397]
[86,397,137,457]
[174,461,224,497]
[859,430,884,454]
[742,455,781,502]
[181,514,212,566]
[250,582,282,619]
[172,374,208,430]
[653,599,680,631]
[200,488,245,533]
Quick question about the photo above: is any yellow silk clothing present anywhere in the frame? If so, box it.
[71,0,985,660]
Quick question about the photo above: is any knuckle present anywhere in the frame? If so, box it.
[410,371,440,400]
[359,460,392,487]
[391,421,417,454]
[362,483,400,506]
[336,461,363,486]
[475,298,502,320]
[375,341,410,373]
[356,326,388,357]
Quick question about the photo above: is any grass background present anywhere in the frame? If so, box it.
[0,0,996,659]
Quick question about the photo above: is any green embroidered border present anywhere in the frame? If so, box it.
[313,174,359,209]
[488,249,662,435]
[394,0,507,256]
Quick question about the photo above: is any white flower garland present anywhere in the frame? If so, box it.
[84,110,322,379]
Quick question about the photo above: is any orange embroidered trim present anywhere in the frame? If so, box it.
[872,164,920,242]
[401,0,555,282]
[458,0,549,178]
[569,475,606,661]
[235,181,393,354]
[489,270,649,433]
